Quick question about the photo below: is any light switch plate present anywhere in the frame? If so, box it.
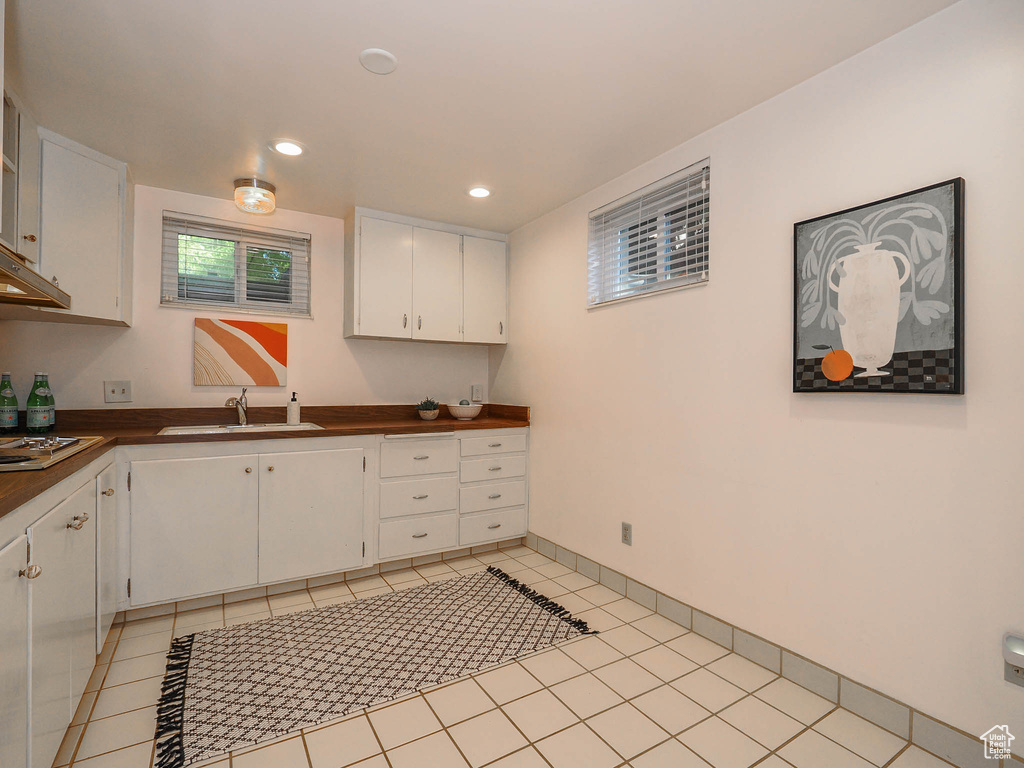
[104,380,132,403]
[471,384,483,403]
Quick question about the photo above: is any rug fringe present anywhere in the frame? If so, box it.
[154,633,194,768]
[487,566,596,634]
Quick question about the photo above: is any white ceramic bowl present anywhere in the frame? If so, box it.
[448,403,483,420]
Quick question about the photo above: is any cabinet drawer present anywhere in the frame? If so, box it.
[460,480,526,514]
[461,434,526,457]
[460,455,527,483]
[381,477,458,520]
[379,513,458,558]
[381,439,458,478]
[460,507,527,546]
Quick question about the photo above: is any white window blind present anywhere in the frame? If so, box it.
[588,159,709,307]
[161,212,311,317]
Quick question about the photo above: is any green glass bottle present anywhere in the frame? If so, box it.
[43,373,56,433]
[0,372,17,434]
[26,373,52,434]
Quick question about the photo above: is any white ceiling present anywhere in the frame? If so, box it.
[7,0,957,233]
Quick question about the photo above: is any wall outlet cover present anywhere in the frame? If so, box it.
[104,380,133,403]
[471,384,483,402]
[622,522,633,546]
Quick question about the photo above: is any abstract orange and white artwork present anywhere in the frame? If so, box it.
[193,318,287,386]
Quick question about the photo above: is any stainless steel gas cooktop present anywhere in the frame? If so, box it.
[0,436,105,471]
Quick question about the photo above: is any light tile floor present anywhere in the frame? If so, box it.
[55,546,959,768]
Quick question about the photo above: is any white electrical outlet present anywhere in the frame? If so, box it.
[471,384,483,402]
[104,380,133,403]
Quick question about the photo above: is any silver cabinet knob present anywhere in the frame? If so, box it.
[418,315,422,330]
[403,314,408,328]
[245,467,253,474]
[412,533,428,539]
[488,443,502,448]
[102,488,115,497]
[268,466,275,472]
[19,565,42,579]
[488,466,502,472]
[488,493,502,499]
[412,494,429,500]
[67,516,85,530]
[488,523,502,530]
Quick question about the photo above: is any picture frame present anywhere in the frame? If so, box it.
[793,178,964,394]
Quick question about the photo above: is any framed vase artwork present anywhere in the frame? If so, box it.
[793,178,964,394]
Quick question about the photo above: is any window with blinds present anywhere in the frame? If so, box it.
[161,212,311,316]
[587,159,709,307]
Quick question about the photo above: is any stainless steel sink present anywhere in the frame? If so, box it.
[158,422,324,436]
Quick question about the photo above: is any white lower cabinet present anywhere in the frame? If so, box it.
[459,507,527,546]
[130,454,259,606]
[28,480,96,768]
[257,448,364,584]
[95,464,118,653]
[0,535,29,768]
[379,513,458,559]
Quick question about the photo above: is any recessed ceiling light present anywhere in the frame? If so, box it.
[271,140,304,156]
[468,187,491,198]
[360,48,398,75]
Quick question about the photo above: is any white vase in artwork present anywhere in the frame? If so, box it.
[827,242,911,377]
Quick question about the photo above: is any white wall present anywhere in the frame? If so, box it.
[491,0,1024,739]
[0,186,489,408]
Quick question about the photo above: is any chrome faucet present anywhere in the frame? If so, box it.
[224,387,248,426]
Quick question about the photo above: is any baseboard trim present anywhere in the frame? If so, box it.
[527,531,1004,768]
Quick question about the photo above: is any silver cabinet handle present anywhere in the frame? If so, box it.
[19,564,42,579]
[488,443,502,448]
[412,533,428,539]
[102,488,115,497]
[489,466,502,472]
[413,494,429,500]
[499,321,503,335]
[403,314,408,328]
[413,455,429,460]
[418,315,422,330]
[488,493,502,499]
[67,516,85,530]
[488,523,502,529]
[245,467,253,474]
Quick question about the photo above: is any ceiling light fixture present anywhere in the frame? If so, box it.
[234,178,277,214]
[360,48,398,75]
[271,140,304,156]
[468,187,491,198]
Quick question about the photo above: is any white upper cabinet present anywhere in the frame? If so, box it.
[463,236,508,344]
[356,216,413,338]
[412,227,462,341]
[38,128,133,326]
[16,105,40,263]
[345,208,507,344]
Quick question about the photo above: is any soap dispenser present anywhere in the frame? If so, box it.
[287,392,300,425]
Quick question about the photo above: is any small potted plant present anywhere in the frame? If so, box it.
[417,397,440,421]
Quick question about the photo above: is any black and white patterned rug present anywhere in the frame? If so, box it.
[155,566,593,768]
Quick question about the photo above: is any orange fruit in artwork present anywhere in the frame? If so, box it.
[821,349,854,382]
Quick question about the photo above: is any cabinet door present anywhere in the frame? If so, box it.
[0,535,29,768]
[130,455,259,605]
[68,483,97,708]
[358,216,412,338]
[463,236,508,343]
[39,137,122,321]
[16,108,40,263]
[95,463,118,653]
[28,482,93,768]
[412,227,463,341]
[258,448,364,583]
